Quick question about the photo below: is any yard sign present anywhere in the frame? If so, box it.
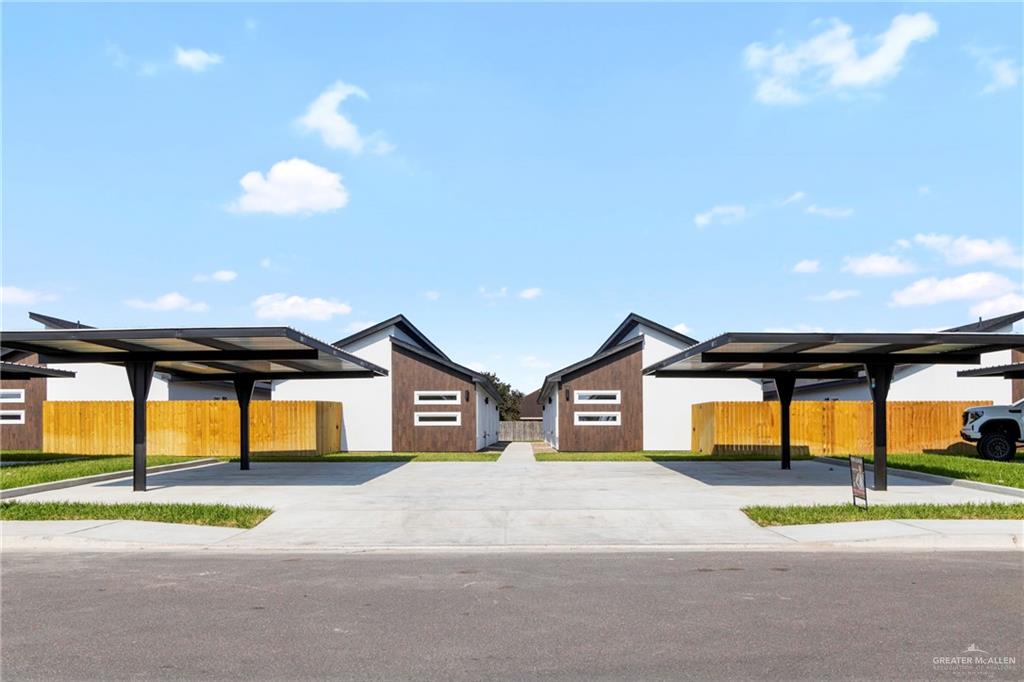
[849,456,868,509]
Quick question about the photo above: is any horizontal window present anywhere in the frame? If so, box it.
[414,412,462,426]
[574,411,621,426]
[414,390,461,405]
[574,390,621,405]
[0,389,25,403]
[0,410,26,425]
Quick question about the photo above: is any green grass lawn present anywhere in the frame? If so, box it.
[830,452,1024,490]
[0,455,203,490]
[0,451,87,463]
[0,501,271,528]
[534,451,811,462]
[233,452,502,463]
[743,502,1024,527]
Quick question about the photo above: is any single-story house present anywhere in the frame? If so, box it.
[274,315,500,452]
[0,358,75,450]
[539,313,762,451]
[760,311,1024,403]
[517,389,542,421]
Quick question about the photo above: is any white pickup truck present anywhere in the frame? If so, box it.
[960,399,1024,460]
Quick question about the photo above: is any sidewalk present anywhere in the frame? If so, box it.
[3,517,1020,552]
[496,442,537,466]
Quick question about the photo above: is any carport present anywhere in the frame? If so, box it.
[1,327,387,491]
[643,331,1024,490]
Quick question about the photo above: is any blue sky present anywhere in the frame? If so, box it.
[2,3,1022,390]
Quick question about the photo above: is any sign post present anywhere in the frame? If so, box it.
[849,456,868,509]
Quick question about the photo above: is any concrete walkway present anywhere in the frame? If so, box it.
[496,442,536,466]
[4,459,1022,551]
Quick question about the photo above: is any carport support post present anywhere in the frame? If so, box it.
[774,375,796,470]
[866,363,894,491]
[234,377,256,471]
[125,361,155,492]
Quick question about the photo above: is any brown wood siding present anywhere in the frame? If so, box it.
[0,354,46,450]
[391,346,477,452]
[557,344,643,452]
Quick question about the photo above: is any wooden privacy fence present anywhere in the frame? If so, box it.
[43,401,342,456]
[499,420,544,442]
[692,400,989,456]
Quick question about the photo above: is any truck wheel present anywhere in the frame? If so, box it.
[978,433,1016,461]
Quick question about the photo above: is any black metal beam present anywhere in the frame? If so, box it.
[125,361,154,492]
[774,376,796,471]
[34,349,318,363]
[653,369,861,379]
[866,363,894,492]
[700,352,981,366]
[234,377,255,471]
[166,370,380,382]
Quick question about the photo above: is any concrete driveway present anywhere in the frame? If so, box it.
[11,458,1021,549]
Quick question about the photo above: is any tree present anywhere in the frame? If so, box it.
[483,372,524,421]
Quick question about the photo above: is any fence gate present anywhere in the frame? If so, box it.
[499,420,543,442]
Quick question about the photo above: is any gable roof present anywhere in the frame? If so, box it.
[333,314,449,361]
[539,335,644,401]
[595,313,698,355]
[390,337,501,402]
[518,388,543,419]
[943,310,1024,333]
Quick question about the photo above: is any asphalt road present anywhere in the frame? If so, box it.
[2,551,1022,681]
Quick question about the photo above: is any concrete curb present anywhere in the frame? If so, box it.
[0,459,222,500]
[811,457,1024,500]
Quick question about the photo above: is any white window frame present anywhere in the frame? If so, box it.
[414,390,462,406]
[0,388,25,403]
[414,411,462,426]
[573,389,621,405]
[574,411,621,426]
[0,410,26,425]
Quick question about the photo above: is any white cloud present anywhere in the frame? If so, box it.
[970,293,1024,319]
[744,13,937,105]
[518,287,542,300]
[259,257,272,269]
[968,47,1021,94]
[792,259,821,274]
[174,46,223,72]
[808,289,860,302]
[296,81,392,155]
[521,356,552,369]
[913,233,1021,268]
[842,253,916,276]
[890,272,1017,306]
[125,292,208,312]
[244,18,258,33]
[918,185,931,195]
[779,191,806,206]
[694,204,747,227]
[805,204,853,219]
[479,286,508,300]
[423,290,441,301]
[251,293,352,321]
[193,269,238,283]
[230,158,348,215]
[672,323,692,335]
[0,286,58,306]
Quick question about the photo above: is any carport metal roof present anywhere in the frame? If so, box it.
[957,363,1024,380]
[643,331,1024,490]
[0,327,388,491]
[0,361,76,379]
[1,326,386,380]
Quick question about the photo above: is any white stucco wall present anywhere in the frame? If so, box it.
[273,327,394,451]
[790,349,1014,404]
[640,326,761,451]
[542,391,559,449]
[47,364,171,401]
[476,389,499,450]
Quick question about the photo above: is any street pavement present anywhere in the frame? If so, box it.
[2,550,1022,680]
